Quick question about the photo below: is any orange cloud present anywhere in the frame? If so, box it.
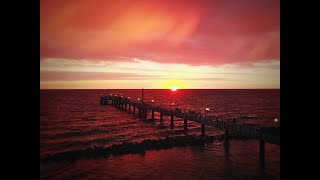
[41,0,279,65]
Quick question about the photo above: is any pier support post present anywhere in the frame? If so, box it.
[139,108,141,117]
[133,106,136,114]
[184,115,188,132]
[201,124,205,137]
[151,109,154,120]
[259,130,265,161]
[224,130,230,145]
[144,109,147,119]
[128,104,131,113]
[160,110,163,125]
[170,111,174,129]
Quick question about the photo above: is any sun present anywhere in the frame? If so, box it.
[170,85,179,91]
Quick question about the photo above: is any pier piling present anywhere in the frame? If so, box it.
[184,115,188,132]
[224,130,230,145]
[201,124,205,136]
[171,111,174,129]
[160,110,163,125]
[151,108,154,120]
[259,130,265,161]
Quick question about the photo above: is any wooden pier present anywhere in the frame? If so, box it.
[100,93,279,161]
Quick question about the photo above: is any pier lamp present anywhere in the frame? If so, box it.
[152,100,154,103]
[120,96,123,98]
[274,118,279,128]
[115,95,117,97]
[138,98,141,101]
[110,93,112,96]
[172,103,175,106]
[128,97,130,99]
[205,108,210,113]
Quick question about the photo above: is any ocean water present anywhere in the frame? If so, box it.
[40,89,280,179]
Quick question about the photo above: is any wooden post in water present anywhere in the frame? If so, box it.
[133,106,136,114]
[144,108,147,119]
[151,100,155,120]
[128,104,131,113]
[259,129,265,162]
[151,108,154,120]
[184,114,188,132]
[170,110,174,129]
[224,130,230,145]
[201,123,205,137]
[160,109,163,125]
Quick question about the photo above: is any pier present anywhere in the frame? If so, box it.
[100,92,280,162]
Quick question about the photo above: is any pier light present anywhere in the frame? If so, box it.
[274,118,278,122]
[151,100,154,103]
[110,93,112,96]
[101,94,102,96]
[138,98,141,101]
[120,96,122,98]
[128,97,130,99]
[172,103,175,106]
[115,95,117,97]
[206,108,210,114]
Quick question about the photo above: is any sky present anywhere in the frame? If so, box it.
[40,0,280,89]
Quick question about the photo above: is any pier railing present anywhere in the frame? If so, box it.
[100,95,279,145]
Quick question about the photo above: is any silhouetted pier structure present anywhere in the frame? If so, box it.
[100,93,279,162]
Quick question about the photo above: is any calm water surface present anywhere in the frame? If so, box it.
[40,89,280,179]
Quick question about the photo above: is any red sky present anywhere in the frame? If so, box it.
[40,0,280,89]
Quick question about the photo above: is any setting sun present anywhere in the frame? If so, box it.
[170,85,179,91]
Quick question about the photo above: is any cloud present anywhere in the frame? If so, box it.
[40,0,279,66]
[40,71,158,81]
[40,58,279,89]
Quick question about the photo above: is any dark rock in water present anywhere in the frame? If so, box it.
[41,135,213,163]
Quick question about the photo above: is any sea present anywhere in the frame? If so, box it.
[40,89,280,179]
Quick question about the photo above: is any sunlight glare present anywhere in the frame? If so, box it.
[170,85,178,91]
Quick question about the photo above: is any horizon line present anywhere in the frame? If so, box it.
[40,88,280,90]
